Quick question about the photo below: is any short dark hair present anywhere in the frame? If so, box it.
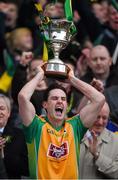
[43,83,68,101]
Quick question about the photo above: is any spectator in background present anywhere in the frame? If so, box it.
[0,93,29,179]
[0,27,33,94]
[0,153,7,179]
[104,85,118,125]
[100,0,109,24]
[11,53,52,128]
[6,27,33,57]
[44,2,64,19]
[0,0,18,32]
[79,102,118,179]
[81,45,118,88]
[91,0,108,24]
[11,54,49,114]
[5,27,33,62]
[0,0,19,73]
[75,47,91,78]
[74,0,118,65]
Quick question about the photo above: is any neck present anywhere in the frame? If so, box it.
[95,71,109,81]
[48,115,65,128]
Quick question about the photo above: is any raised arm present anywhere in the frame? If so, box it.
[18,65,44,126]
[68,68,105,128]
[76,78,104,113]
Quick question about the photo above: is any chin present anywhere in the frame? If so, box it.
[55,116,63,121]
[94,128,103,134]
[54,115,64,121]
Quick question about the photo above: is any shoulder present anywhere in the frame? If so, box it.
[105,128,118,142]
[66,114,81,122]
[66,115,87,130]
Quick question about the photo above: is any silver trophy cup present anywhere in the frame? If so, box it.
[43,19,75,79]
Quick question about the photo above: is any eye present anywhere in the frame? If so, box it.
[103,116,108,121]
[0,106,6,110]
[61,97,66,101]
[51,96,58,100]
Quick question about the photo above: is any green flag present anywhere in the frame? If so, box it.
[64,0,73,21]
[3,50,15,77]
[111,0,118,11]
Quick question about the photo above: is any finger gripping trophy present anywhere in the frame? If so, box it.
[35,0,76,79]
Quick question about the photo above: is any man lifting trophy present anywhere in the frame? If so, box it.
[35,0,76,78]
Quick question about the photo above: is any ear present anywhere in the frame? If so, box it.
[42,101,47,109]
[109,58,112,66]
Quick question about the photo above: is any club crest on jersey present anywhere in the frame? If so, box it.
[47,141,69,159]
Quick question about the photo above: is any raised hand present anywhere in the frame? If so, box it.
[90,78,104,93]
[88,130,99,159]
[20,51,33,66]
[67,64,75,80]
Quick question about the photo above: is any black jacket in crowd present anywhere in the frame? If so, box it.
[2,124,29,179]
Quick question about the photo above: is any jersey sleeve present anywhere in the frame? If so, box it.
[77,115,88,141]
[22,115,43,143]
[67,115,88,142]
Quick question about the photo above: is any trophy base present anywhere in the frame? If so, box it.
[43,63,69,79]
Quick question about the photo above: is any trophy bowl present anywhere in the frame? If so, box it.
[42,18,75,79]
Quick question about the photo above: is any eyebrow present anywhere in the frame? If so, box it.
[50,96,66,99]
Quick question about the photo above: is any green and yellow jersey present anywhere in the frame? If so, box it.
[23,115,87,179]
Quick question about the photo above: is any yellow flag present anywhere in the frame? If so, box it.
[43,42,48,62]
[0,71,12,92]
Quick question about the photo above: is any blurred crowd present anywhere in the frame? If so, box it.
[0,0,118,179]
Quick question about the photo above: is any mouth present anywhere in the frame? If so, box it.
[0,115,4,118]
[55,107,63,116]
[6,16,12,22]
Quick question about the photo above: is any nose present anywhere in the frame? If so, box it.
[57,97,63,103]
[98,117,103,125]
[96,58,102,64]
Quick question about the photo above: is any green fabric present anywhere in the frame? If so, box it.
[22,115,45,179]
[64,0,77,35]
[111,0,118,11]
[22,115,45,151]
[3,50,15,77]
[64,0,73,21]
[27,141,37,179]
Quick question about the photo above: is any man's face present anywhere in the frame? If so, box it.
[27,60,43,80]
[91,103,109,134]
[5,3,18,28]
[92,3,105,23]
[44,3,64,18]
[18,31,33,51]
[89,46,112,77]
[109,5,118,31]
[44,89,68,123]
[0,97,10,128]
[27,60,47,90]
[56,80,71,94]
